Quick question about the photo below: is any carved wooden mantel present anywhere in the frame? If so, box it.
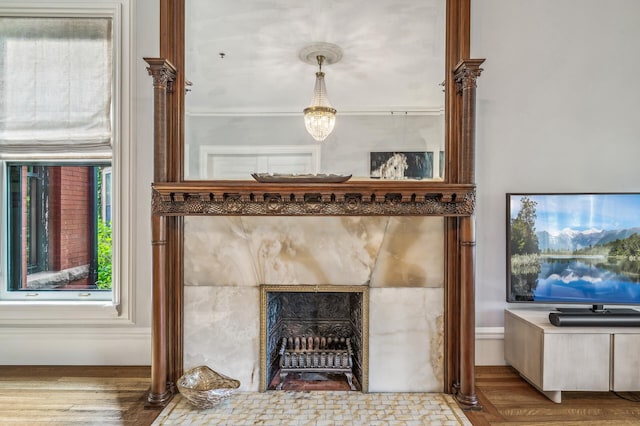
[151,182,476,216]
[146,0,484,412]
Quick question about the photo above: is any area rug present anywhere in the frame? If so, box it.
[153,391,471,425]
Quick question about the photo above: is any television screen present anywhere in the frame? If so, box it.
[507,193,640,304]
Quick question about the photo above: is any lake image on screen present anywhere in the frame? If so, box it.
[508,194,640,303]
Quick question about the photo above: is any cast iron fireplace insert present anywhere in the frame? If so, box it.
[260,285,369,391]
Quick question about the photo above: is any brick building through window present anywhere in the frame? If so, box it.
[10,165,106,291]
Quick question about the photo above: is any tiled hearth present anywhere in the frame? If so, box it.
[183,216,444,392]
[153,392,471,425]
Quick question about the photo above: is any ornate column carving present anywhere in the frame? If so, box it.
[453,58,484,410]
[145,58,177,183]
[454,59,484,184]
[144,58,177,407]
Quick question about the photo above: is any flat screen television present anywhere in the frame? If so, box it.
[507,193,640,312]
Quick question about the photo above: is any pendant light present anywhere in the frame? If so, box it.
[299,43,342,142]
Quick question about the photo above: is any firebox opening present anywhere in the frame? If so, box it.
[260,285,368,392]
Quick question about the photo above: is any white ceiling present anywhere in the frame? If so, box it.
[185,0,446,115]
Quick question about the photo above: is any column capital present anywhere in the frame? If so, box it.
[454,59,485,93]
[144,58,178,92]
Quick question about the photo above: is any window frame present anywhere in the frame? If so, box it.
[24,166,49,275]
[0,1,134,324]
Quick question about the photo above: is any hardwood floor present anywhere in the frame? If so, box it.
[465,366,640,425]
[1,365,639,425]
[0,366,161,425]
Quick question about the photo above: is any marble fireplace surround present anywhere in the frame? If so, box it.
[183,216,445,392]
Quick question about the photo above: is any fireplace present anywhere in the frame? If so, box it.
[182,216,446,393]
[260,285,368,391]
[146,17,483,404]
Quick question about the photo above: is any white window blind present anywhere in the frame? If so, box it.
[0,17,112,158]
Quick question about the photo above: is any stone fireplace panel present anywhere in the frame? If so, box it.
[370,217,444,287]
[184,216,444,288]
[369,287,444,392]
[184,286,443,392]
[184,286,260,391]
[243,217,386,285]
[184,217,259,287]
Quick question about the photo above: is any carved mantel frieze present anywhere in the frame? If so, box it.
[151,182,476,216]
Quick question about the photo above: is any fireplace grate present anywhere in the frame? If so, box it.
[277,336,355,391]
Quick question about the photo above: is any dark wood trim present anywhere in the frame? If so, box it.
[443,0,484,410]
[143,58,176,183]
[147,215,172,408]
[443,0,468,401]
[160,0,184,183]
[444,216,460,394]
[159,0,186,398]
[454,59,485,184]
[151,181,475,216]
[150,0,484,409]
[167,215,183,391]
[457,216,480,409]
[161,1,186,401]
[144,58,177,407]
[452,58,484,409]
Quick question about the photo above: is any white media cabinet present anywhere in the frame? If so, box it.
[504,308,640,403]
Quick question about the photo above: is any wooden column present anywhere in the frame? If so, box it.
[453,58,484,410]
[159,1,186,389]
[443,0,469,395]
[454,59,484,184]
[458,215,478,409]
[144,58,177,407]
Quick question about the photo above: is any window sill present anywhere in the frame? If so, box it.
[0,300,131,326]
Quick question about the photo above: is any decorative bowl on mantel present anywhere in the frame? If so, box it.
[251,173,352,183]
[176,366,240,409]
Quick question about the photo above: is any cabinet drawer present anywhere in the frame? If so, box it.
[612,334,640,391]
[543,333,610,391]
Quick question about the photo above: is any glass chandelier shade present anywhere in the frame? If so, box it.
[303,56,336,142]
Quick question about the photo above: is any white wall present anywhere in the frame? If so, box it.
[472,0,640,363]
[186,114,444,178]
[0,0,157,365]
[133,0,158,330]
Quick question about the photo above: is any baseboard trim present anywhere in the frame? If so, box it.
[0,327,151,365]
[0,326,501,366]
[475,326,506,366]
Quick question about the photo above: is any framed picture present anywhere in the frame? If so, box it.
[370,151,433,180]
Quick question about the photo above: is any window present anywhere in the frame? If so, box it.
[7,164,111,298]
[0,7,125,306]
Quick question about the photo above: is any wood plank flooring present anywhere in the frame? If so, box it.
[465,366,640,425]
[1,365,639,425]
[0,366,161,425]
